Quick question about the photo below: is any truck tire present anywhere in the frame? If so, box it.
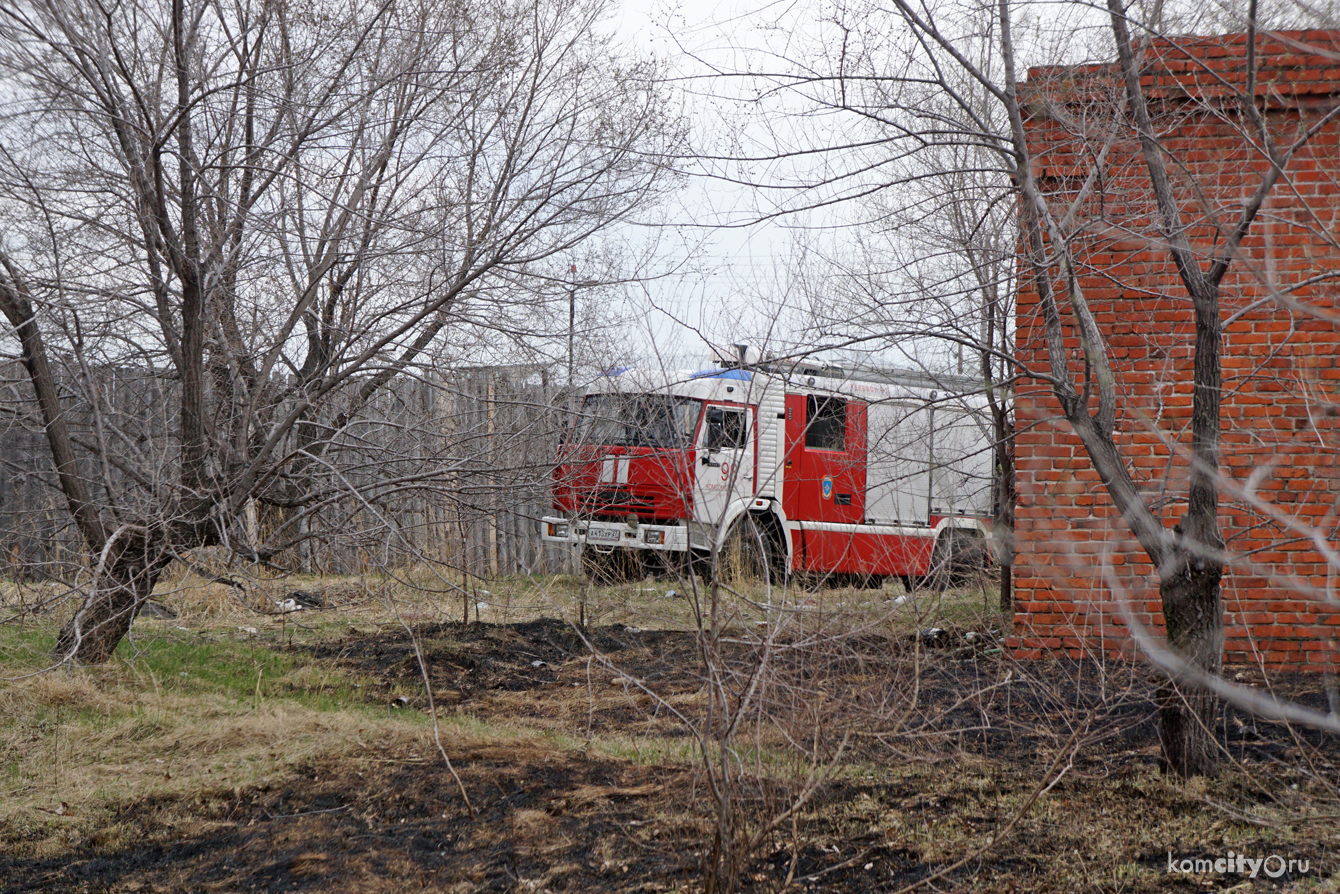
[912,530,989,591]
[951,530,991,587]
[718,514,777,586]
[582,547,642,583]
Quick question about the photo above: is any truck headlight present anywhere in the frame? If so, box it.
[644,530,665,545]
[546,522,569,538]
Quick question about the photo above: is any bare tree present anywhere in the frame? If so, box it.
[1010,0,1340,775]
[0,0,682,662]
[722,0,1340,776]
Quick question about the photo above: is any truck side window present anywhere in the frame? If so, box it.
[705,406,745,450]
[805,396,845,450]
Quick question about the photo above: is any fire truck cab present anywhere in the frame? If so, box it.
[541,359,995,587]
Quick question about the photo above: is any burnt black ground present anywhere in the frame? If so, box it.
[3,619,1336,893]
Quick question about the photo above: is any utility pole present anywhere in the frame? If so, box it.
[565,267,597,419]
[567,264,577,419]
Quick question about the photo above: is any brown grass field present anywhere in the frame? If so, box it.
[1,568,1336,893]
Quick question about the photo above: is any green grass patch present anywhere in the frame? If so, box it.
[0,624,58,666]
[111,630,368,714]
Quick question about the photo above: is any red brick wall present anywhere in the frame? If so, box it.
[1011,31,1340,671]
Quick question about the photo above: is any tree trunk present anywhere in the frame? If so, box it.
[56,536,168,664]
[1157,555,1224,776]
[994,406,1015,612]
[1103,0,1231,778]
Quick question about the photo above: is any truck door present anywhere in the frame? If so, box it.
[782,393,866,525]
[694,404,755,525]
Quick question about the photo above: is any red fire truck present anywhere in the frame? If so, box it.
[541,357,996,588]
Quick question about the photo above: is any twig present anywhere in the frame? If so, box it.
[886,717,1090,894]
[1191,795,1282,828]
[269,805,350,820]
[798,845,879,884]
[401,617,475,820]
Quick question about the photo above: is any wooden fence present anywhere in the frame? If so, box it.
[0,362,574,582]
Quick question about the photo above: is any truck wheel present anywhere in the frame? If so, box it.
[581,548,611,582]
[925,538,952,591]
[582,548,642,583]
[952,531,991,587]
[920,530,989,591]
[718,514,775,586]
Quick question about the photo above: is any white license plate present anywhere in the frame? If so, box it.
[587,528,621,543]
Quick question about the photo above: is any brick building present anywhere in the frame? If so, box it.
[1011,31,1340,671]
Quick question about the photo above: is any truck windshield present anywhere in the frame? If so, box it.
[574,394,701,448]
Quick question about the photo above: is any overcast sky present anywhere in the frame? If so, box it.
[599,0,1135,375]
[599,0,849,371]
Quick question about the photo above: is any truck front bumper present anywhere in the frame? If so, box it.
[540,516,690,553]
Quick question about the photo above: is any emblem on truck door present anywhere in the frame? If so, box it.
[822,475,833,500]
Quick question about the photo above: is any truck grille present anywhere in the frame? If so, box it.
[587,488,656,510]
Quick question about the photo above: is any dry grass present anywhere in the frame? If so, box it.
[8,570,1330,893]
[0,649,438,855]
[0,566,1009,876]
[4,557,1005,648]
